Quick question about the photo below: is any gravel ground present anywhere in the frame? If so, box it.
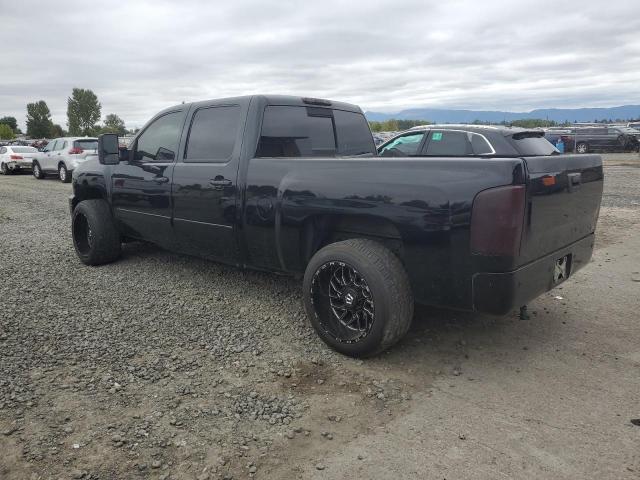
[1,158,639,479]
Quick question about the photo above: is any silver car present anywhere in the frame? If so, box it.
[32,137,98,183]
[0,145,40,174]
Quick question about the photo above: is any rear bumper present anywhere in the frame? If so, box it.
[472,234,595,315]
[5,161,32,170]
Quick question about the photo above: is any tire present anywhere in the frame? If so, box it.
[576,142,588,154]
[0,162,9,175]
[32,161,45,179]
[72,199,121,266]
[302,239,413,357]
[58,163,71,183]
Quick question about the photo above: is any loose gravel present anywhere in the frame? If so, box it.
[0,175,411,479]
[1,158,638,479]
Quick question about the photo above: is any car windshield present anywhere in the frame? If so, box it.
[74,140,98,150]
[10,147,38,153]
[509,133,559,156]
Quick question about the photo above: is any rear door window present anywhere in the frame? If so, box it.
[184,105,241,162]
[379,132,426,156]
[424,130,471,156]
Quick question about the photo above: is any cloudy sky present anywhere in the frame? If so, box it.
[2,0,640,130]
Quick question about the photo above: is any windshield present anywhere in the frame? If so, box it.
[74,139,98,150]
[509,133,559,156]
[615,127,639,134]
[11,147,38,153]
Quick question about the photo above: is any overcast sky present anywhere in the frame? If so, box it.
[2,0,640,130]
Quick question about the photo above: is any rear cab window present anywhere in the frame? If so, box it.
[256,106,375,157]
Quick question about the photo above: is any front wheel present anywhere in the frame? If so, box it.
[303,239,414,357]
[1,162,10,175]
[72,200,121,265]
[59,163,71,183]
[32,161,45,179]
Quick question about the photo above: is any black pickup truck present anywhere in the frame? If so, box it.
[69,95,603,357]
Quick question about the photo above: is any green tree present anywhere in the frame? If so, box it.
[0,116,20,134]
[26,100,53,138]
[102,113,127,135]
[67,88,101,136]
[509,118,557,128]
[369,118,431,132]
[0,123,15,139]
[50,124,65,138]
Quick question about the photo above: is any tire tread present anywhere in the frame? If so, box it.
[73,199,121,265]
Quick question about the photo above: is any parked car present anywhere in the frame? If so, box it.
[543,128,573,147]
[378,124,560,157]
[0,145,40,174]
[32,137,98,182]
[550,126,639,153]
[69,95,603,357]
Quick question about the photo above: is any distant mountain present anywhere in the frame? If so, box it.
[365,105,640,124]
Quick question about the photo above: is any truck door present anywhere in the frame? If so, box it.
[171,102,245,263]
[111,109,187,247]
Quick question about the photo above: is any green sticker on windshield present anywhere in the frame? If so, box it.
[432,132,443,141]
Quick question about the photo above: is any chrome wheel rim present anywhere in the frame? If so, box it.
[310,261,375,344]
[59,166,66,181]
[33,164,40,177]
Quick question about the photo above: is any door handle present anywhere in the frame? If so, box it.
[209,178,232,187]
[153,176,169,184]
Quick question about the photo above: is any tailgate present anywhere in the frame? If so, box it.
[519,154,603,265]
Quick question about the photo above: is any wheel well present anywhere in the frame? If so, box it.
[72,183,107,211]
[300,214,403,266]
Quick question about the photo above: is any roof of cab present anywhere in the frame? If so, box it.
[167,95,364,114]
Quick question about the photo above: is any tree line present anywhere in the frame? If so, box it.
[0,88,132,140]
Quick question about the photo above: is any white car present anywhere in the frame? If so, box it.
[0,145,40,174]
[32,137,98,183]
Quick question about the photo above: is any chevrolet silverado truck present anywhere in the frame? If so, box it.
[69,95,603,357]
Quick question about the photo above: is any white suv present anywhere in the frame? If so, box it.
[33,137,98,183]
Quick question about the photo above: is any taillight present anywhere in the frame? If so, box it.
[69,147,84,154]
[470,185,526,256]
[10,155,23,160]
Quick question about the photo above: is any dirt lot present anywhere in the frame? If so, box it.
[1,154,639,479]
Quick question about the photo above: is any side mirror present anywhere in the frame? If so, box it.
[98,134,120,165]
